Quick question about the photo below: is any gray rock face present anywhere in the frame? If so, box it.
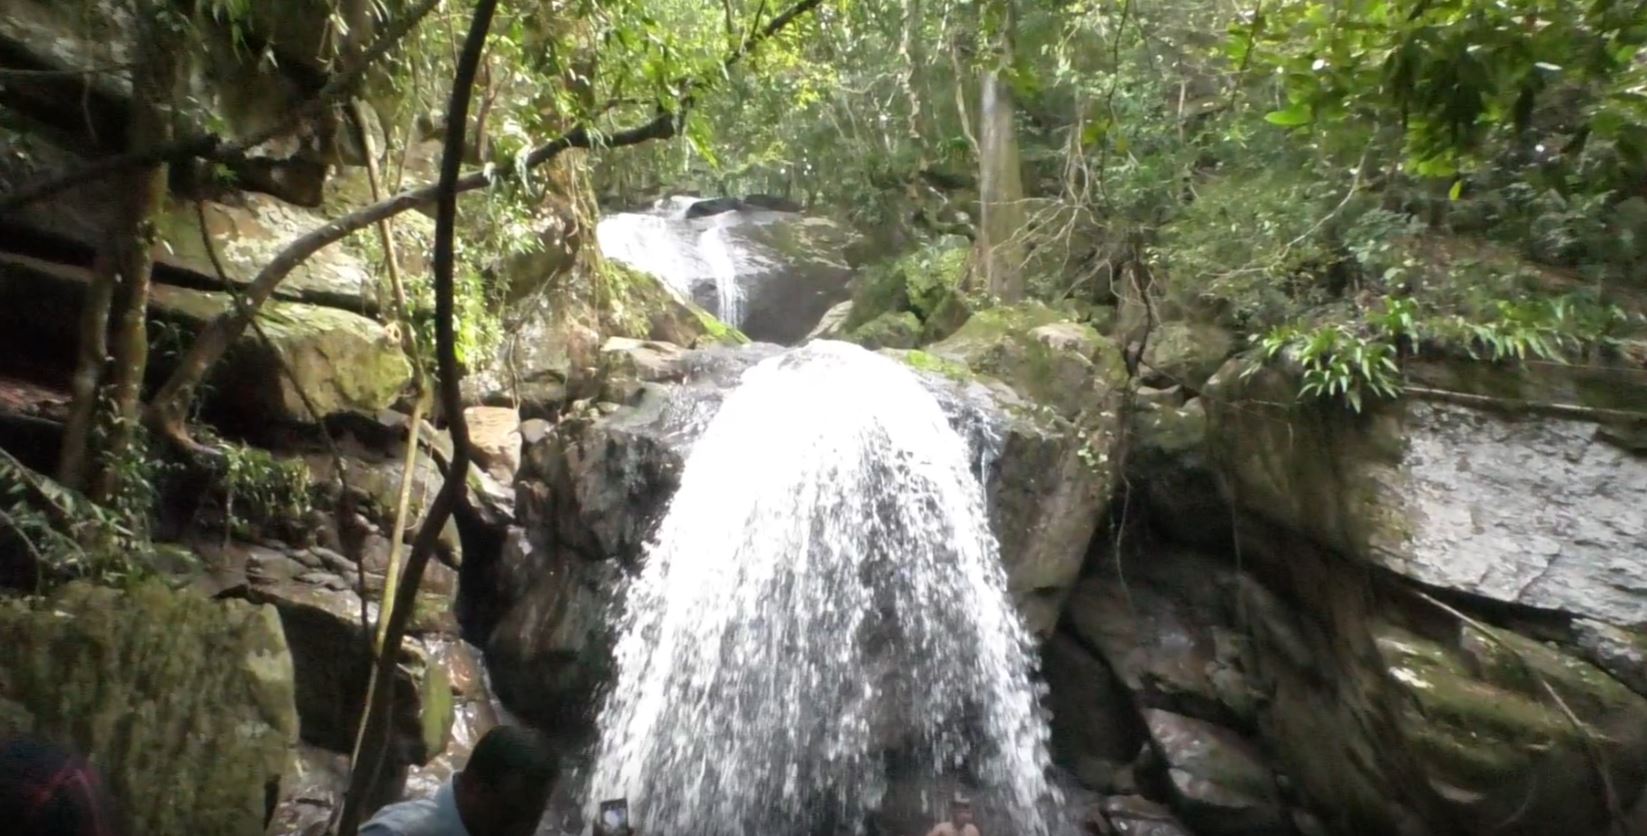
[596,204,862,344]
[1042,633,1144,789]
[1207,360,1647,627]
[1394,402,1647,624]
[200,540,454,767]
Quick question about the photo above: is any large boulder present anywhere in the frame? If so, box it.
[0,581,299,835]
[1096,347,1647,836]
[1140,321,1235,391]
[1367,620,1647,834]
[481,324,1125,740]
[596,202,862,344]
[1204,356,1647,628]
[0,254,410,425]
[199,539,455,768]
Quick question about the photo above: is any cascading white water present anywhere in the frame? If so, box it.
[698,219,746,327]
[588,341,1061,835]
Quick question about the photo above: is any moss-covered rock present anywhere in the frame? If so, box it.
[0,254,410,425]
[0,581,298,835]
[1374,622,1647,833]
[847,311,922,350]
[843,238,971,337]
[930,303,1127,420]
[1142,320,1235,390]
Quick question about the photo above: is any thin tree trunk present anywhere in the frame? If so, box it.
[57,249,114,491]
[333,0,494,830]
[898,0,929,146]
[978,0,1027,302]
[92,5,175,503]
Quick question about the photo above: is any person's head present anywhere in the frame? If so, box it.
[453,725,558,836]
[0,738,121,835]
[950,793,974,826]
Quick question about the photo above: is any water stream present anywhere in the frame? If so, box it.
[587,341,1062,835]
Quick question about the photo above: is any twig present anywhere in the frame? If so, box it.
[0,63,137,78]
[1404,385,1647,423]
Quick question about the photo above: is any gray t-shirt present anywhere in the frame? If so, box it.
[359,781,470,836]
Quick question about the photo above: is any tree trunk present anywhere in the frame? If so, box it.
[90,1,176,504]
[899,0,930,146]
[57,248,115,491]
[977,0,1027,302]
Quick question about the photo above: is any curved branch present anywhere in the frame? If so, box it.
[0,0,442,215]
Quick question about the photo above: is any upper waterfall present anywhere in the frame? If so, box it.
[587,340,1062,835]
[595,197,859,345]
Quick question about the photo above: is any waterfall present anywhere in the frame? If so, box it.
[588,341,1061,835]
[698,218,746,327]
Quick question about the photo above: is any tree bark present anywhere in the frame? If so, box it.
[91,3,176,503]
[333,0,495,829]
[57,249,114,491]
[977,0,1027,301]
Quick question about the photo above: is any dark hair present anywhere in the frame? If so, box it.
[0,738,121,836]
[463,725,557,791]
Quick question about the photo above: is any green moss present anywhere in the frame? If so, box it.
[847,311,922,350]
[1375,625,1645,791]
[692,305,750,344]
[845,240,971,332]
[0,582,298,835]
[901,349,973,381]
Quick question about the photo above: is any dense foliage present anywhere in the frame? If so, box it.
[575,0,1645,407]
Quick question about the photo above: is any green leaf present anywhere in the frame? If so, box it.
[1448,178,1464,201]
[1265,105,1313,126]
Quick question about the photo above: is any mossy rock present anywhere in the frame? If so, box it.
[0,254,410,425]
[844,239,971,332]
[0,581,299,835]
[930,303,1127,419]
[1374,623,1647,831]
[847,311,922,350]
[1142,320,1236,389]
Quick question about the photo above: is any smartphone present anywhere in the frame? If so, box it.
[598,798,629,834]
